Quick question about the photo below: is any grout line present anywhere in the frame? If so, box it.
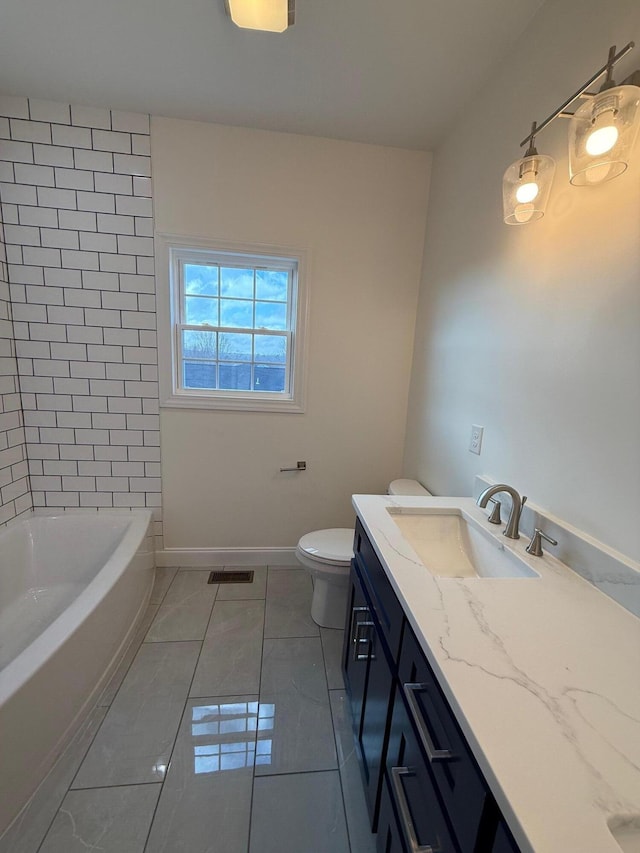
[141,579,220,852]
[328,686,355,853]
[246,565,273,851]
[33,708,109,853]
[255,767,342,780]
[63,780,162,793]
[318,622,353,853]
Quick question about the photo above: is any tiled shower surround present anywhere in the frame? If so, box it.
[0,96,162,545]
[0,202,31,525]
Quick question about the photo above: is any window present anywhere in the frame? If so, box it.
[157,236,308,412]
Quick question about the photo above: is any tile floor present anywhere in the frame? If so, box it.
[0,566,377,853]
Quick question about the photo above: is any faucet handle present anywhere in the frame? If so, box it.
[487,498,502,524]
[526,528,558,557]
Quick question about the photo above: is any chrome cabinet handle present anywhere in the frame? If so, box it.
[390,767,437,853]
[351,607,375,661]
[403,683,453,763]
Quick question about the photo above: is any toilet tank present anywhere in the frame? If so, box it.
[388,479,431,496]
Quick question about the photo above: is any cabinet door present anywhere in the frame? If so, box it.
[359,622,395,828]
[342,562,374,735]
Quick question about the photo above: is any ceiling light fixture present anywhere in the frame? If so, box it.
[503,43,640,225]
[225,0,295,32]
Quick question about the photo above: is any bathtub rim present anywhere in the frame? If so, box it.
[0,509,153,707]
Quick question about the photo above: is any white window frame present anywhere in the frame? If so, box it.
[156,234,309,412]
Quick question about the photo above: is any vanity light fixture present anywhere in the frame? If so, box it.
[568,46,640,185]
[225,0,295,32]
[503,42,640,225]
[503,122,555,225]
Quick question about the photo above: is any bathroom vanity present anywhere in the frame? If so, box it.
[342,495,640,853]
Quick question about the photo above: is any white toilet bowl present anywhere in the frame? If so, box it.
[295,480,431,628]
[296,528,354,629]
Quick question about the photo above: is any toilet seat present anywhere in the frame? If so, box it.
[297,528,353,566]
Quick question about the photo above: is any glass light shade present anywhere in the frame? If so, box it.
[226,0,292,32]
[503,153,555,225]
[568,85,640,186]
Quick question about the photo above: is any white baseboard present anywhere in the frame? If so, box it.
[155,547,298,567]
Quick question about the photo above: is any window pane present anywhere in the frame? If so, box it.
[183,329,217,359]
[256,269,288,302]
[186,295,218,325]
[254,366,286,392]
[219,333,252,362]
[255,301,286,330]
[220,299,253,328]
[185,264,218,296]
[219,363,251,390]
[220,267,254,299]
[184,361,217,389]
[254,335,287,364]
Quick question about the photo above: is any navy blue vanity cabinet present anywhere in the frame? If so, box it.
[345,519,521,853]
[342,519,405,828]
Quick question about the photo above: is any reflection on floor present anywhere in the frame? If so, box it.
[0,566,376,853]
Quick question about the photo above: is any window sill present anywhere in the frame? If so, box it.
[159,391,305,413]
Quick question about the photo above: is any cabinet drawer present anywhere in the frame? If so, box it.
[398,625,488,853]
[354,518,404,660]
[383,689,459,853]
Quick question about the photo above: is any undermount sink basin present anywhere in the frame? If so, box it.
[386,508,539,579]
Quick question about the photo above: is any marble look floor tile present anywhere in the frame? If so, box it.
[321,627,346,690]
[150,567,179,605]
[250,771,349,853]
[145,571,218,642]
[190,599,264,698]
[98,604,160,707]
[330,689,377,853]
[217,566,267,600]
[256,637,336,775]
[72,642,200,788]
[264,568,319,638]
[0,706,108,853]
[145,696,258,853]
[38,784,160,853]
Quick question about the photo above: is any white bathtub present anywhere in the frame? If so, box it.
[0,510,155,836]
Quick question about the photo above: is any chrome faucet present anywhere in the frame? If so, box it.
[476,484,527,540]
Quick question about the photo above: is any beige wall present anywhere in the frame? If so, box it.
[404,0,640,560]
[152,118,431,547]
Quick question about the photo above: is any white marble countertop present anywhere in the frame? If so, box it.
[352,494,640,853]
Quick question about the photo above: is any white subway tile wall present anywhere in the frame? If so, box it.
[0,97,162,546]
[0,198,32,525]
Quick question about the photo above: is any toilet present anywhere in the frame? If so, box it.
[295,479,431,628]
